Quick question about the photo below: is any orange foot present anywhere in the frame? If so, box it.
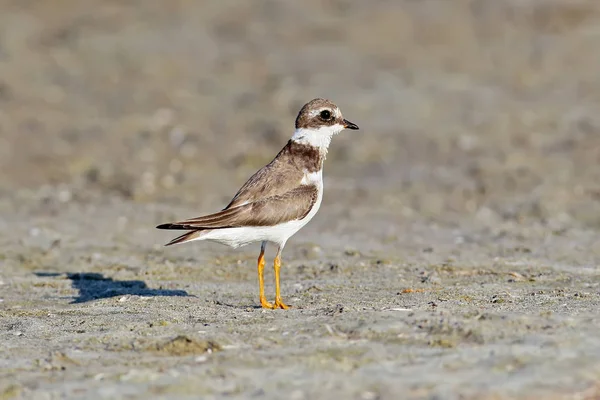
[273,298,290,310]
[260,296,275,309]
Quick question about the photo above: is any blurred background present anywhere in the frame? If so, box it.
[3,2,600,398]
[1,0,599,232]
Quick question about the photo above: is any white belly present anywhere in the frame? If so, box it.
[197,180,323,248]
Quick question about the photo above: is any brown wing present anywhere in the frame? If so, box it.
[157,184,319,230]
[224,155,304,210]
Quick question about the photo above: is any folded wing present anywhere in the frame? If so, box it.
[224,150,304,209]
[157,184,319,231]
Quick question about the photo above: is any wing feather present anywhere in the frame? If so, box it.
[224,145,305,209]
[156,185,319,231]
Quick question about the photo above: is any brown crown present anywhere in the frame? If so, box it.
[294,98,343,130]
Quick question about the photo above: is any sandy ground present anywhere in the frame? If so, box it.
[1,1,600,399]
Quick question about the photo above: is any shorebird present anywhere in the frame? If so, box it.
[157,98,359,309]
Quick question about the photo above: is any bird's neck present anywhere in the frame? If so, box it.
[278,138,325,173]
[290,126,337,155]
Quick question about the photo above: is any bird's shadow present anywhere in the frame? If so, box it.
[34,272,191,304]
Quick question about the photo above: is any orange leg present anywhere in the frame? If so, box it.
[273,251,289,309]
[258,243,274,309]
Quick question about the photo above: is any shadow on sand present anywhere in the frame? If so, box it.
[34,272,190,303]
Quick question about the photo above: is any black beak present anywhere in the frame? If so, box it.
[343,119,359,130]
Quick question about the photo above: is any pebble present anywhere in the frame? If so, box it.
[57,190,72,203]
[361,391,379,400]
[344,249,360,257]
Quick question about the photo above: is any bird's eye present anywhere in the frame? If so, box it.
[320,110,331,120]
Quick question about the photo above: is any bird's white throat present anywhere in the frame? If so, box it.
[291,124,344,155]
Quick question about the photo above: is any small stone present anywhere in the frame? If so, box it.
[361,391,379,400]
[58,190,72,203]
[344,248,360,257]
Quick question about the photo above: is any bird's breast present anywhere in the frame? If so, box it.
[300,169,323,186]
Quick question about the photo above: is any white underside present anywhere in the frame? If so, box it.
[192,170,324,249]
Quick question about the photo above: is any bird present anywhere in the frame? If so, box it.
[156,98,359,309]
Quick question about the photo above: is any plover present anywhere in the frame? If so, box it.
[157,98,359,309]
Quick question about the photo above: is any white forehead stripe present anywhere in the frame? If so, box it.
[309,107,340,118]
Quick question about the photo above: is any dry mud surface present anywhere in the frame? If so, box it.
[1,1,600,399]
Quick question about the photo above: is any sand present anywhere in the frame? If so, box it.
[1,1,600,399]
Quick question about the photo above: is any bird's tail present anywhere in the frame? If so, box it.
[162,229,207,246]
[156,222,195,230]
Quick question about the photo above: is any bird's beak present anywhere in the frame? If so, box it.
[343,119,359,130]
